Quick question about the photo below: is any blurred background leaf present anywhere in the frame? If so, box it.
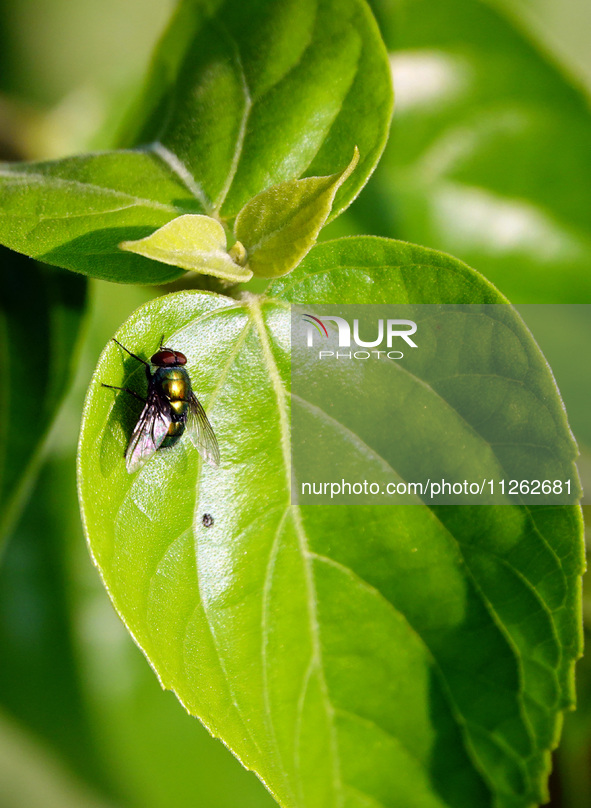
[0,709,117,808]
[324,0,591,304]
[498,0,591,94]
[0,0,175,157]
[0,250,87,551]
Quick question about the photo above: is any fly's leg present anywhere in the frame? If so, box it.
[101,383,147,404]
[111,338,152,382]
[112,338,149,366]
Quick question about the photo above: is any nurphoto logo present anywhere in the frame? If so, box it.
[302,313,418,359]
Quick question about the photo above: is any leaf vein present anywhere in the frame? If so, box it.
[148,143,212,213]
[0,168,181,212]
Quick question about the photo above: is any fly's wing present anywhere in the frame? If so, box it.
[186,393,220,468]
[125,393,171,473]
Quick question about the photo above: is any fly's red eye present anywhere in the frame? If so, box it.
[151,349,176,365]
[150,348,188,366]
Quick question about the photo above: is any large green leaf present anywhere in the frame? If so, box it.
[0,0,392,284]
[0,249,87,551]
[329,0,591,303]
[120,0,392,222]
[78,238,583,808]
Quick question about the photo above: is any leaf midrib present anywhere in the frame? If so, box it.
[251,298,345,807]
[212,21,252,214]
[185,311,274,767]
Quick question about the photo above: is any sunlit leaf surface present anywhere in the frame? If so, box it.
[121,0,391,222]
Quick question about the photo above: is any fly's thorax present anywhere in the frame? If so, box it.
[152,365,192,405]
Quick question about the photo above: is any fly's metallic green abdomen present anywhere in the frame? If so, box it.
[153,366,192,447]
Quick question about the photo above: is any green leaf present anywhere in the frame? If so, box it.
[0,0,392,284]
[235,150,359,278]
[0,250,87,552]
[0,150,205,284]
[121,0,392,222]
[78,237,583,808]
[330,0,591,303]
[120,214,252,282]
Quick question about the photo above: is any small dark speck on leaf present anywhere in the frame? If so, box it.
[202,513,214,528]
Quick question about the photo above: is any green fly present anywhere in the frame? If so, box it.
[102,339,220,473]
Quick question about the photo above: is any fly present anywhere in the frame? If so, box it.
[102,338,220,473]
